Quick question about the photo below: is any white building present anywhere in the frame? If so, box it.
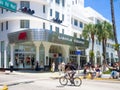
[0,0,117,70]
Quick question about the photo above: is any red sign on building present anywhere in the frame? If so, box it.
[18,32,27,40]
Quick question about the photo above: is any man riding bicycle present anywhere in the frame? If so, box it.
[65,62,76,84]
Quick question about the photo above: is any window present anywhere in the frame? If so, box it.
[72,1,74,5]
[1,23,3,31]
[62,0,65,7]
[76,0,77,4]
[55,11,59,18]
[50,9,52,16]
[96,19,100,24]
[62,14,64,21]
[6,9,8,12]
[55,27,59,33]
[74,19,78,26]
[62,29,64,34]
[20,20,29,28]
[55,0,60,4]
[1,41,4,68]
[6,21,8,30]
[79,22,83,28]
[1,8,3,14]
[50,25,52,31]
[20,1,30,8]
[71,18,73,24]
[80,34,82,39]
[43,5,45,13]
[74,33,77,38]
[43,22,45,29]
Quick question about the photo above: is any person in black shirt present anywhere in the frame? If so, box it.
[65,62,76,83]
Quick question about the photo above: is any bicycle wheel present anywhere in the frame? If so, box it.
[59,76,68,86]
[74,77,82,86]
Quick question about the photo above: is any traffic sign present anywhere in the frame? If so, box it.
[75,50,81,55]
[0,0,17,12]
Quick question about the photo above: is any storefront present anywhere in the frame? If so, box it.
[7,29,89,70]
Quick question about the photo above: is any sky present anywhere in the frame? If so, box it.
[84,0,120,43]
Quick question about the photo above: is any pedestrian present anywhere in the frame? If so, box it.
[51,62,55,72]
[9,61,13,72]
[35,61,39,71]
[15,56,19,67]
[61,61,65,73]
[31,56,35,68]
[58,62,62,75]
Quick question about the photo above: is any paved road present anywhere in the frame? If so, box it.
[0,71,120,90]
[7,79,120,90]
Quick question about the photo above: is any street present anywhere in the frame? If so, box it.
[0,72,120,90]
[8,79,120,90]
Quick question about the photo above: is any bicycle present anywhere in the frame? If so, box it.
[59,72,82,86]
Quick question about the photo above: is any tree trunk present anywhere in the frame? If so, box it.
[110,0,120,60]
[91,35,94,65]
[102,39,106,64]
[110,0,120,70]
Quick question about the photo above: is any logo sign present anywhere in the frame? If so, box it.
[0,0,17,12]
[75,50,81,55]
[18,32,27,40]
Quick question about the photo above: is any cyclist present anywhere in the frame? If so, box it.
[65,62,76,84]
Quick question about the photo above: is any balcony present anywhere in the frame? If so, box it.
[0,11,42,21]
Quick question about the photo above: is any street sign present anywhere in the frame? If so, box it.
[0,0,17,12]
[75,50,81,55]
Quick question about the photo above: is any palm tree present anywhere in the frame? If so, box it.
[82,23,96,65]
[110,0,120,62]
[96,21,113,65]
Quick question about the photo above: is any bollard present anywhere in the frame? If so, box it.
[87,73,91,79]
[2,85,8,90]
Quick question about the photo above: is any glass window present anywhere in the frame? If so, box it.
[55,27,59,33]
[6,21,8,30]
[1,8,3,14]
[39,43,45,65]
[1,23,3,31]
[62,0,65,7]
[80,34,82,38]
[55,0,60,4]
[55,11,59,18]
[72,1,74,5]
[62,14,64,21]
[50,9,52,16]
[20,20,29,28]
[50,25,52,31]
[62,29,64,34]
[76,0,77,4]
[43,5,45,13]
[71,18,73,24]
[43,22,45,29]
[79,22,83,28]
[1,41,4,68]
[74,33,77,38]
[74,19,78,26]
[96,19,100,24]
[20,1,30,8]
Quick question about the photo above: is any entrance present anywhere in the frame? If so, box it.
[49,45,63,70]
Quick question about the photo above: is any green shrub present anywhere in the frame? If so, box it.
[103,69,111,74]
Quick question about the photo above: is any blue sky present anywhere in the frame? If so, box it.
[84,0,120,43]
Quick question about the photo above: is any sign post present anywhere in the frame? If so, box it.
[0,0,17,12]
[75,50,81,73]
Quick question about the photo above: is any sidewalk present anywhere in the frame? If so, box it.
[1,70,120,80]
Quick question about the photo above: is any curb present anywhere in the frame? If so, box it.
[50,76,120,82]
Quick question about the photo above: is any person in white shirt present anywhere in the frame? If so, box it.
[9,61,13,72]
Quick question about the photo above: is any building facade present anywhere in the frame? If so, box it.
[0,0,117,70]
